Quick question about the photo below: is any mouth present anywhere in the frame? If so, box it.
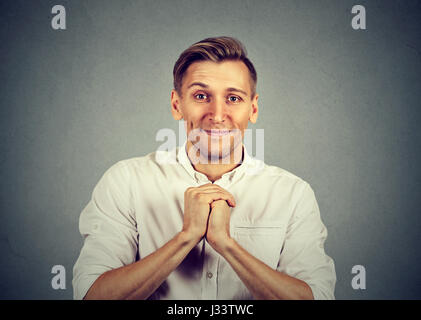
[200,128,231,137]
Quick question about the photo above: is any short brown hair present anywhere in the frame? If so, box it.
[173,36,257,98]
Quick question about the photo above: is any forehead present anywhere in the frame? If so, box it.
[182,60,252,94]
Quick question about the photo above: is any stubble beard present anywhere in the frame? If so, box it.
[188,128,243,165]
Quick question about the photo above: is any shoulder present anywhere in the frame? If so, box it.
[252,161,312,193]
[101,149,176,183]
[260,164,320,221]
[265,164,306,182]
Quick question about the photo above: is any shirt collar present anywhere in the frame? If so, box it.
[176,141,257,184]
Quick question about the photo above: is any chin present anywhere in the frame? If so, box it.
[188,128,243,163]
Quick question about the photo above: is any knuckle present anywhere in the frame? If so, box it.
[195,193,205,201]
[185,187,193,194]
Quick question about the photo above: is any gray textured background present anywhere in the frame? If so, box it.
[1,0,420,299]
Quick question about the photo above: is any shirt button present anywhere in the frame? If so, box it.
[92,223,100,233]
[206,272,213,279]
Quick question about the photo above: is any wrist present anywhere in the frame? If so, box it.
[177,230,202,247]
[208,235,236,255]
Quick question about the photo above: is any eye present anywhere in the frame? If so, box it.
[228,95,242,103]
[194,93,208,101]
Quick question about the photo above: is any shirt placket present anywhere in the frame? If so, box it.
[200,177,233,299]
[201,240,220,299]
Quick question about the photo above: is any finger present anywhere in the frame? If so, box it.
[201,192,236,207]
[196,185,234,197]
[186,184,217,196]
[210,199,229,209]
[201,191,236,207]
[197,183,228,192]
[197,183,214,188]
[190,185,236,206]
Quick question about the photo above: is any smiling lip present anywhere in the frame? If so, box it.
[201,129,231,136]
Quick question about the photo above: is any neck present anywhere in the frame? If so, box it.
[186,142,244,183]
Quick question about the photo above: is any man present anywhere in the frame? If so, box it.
[72,36,336,300]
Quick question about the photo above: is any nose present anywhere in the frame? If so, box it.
[208,98,226,123]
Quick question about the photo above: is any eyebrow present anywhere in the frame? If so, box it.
[187,82,248,96]
[226,87,248,96]
[187,82,209,89]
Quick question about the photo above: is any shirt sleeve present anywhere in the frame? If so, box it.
[72,161,138,300]
[277,182,336,300]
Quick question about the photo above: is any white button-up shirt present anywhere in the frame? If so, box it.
[73,143,336,300]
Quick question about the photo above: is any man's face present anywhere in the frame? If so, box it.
[171,60,258,163]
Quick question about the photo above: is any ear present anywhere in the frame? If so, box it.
[249,94,259,124]
[171,89,183,120]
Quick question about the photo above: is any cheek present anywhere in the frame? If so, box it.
[182,106,203,124]
[181,110,197,129]
[190,113,209,129]
[184,117,200,137]
[233,112,251,128]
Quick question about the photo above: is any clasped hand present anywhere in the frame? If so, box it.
[182,183,235,252]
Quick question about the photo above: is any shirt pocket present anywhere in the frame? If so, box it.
[231,221,286,269]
